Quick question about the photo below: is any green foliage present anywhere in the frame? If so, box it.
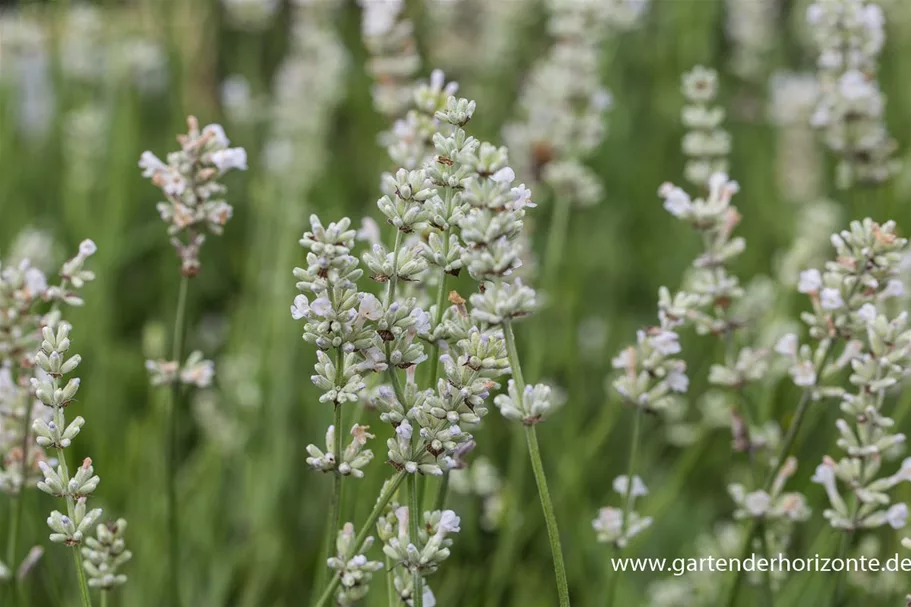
[2,1,911,606]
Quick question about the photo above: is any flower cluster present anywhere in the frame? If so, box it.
[657,173,746,336]
[0,240,97,498]
[145,351,215,388]
[306,425,375,478]
[381,69,459,171]
[293,216,377,474]
[810,306,911,532]
[611,327,688,412]
[728,457,811,524]
[680,66,730,186]
[775,219,907,394]
[377,506,461,605]
[302,85,558,604]
[327,523,384,606]
[378,329,508,475]
[768,72,823,204]
[263,0,348,183]
[33,325,101,542]
[592,475,653,547]
[421,0,534,84]
[32,322,130,591]
[503,0,646,207]
[138,116,248,276]
[82,519,132,589]
[725,0,777,81]
[357,0,420,118]
[806,0,898,187]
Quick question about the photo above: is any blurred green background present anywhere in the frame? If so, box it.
[2,0,911,605]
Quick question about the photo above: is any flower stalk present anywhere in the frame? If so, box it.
[503,320,570,607]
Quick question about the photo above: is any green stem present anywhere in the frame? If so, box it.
[726,341,836,605]
[424,271,449,385]
[100,591,109,607]
[606,406,643,607]
[486,420,529,607]
[54,444,92,607]
[502,320,526,388]
[831,531,852,606]
[525,425,570,607]
[320,402,344,587]
[502,320,570,607]
[6,388,29,602]
[756,523,775,607]
[489,194,569,605]
[386,555,397,607]
[425,189,453,386]
[314,472,408,607]
[619,408,642,538]
[166,274,189,607]
[832,495,859,606]
[386,230,403,307]
[409,474,423,607]
[72,548,92,607]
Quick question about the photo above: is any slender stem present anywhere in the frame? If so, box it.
[327,339,346,546]
[166,274,189,607]
[320,402,344,587]
[101,592,109,607]
[54,443,92,607]
[756,523,775,607]
[488,195,569,605]
[386,555,397,607]
[604,545,621,606]
[72,547,92,607]
[425,187,454,384]
[832,496,858,606]
[386,230,403,306]
[502,321,525,388]
[424,273,449,385]
[726,341,836,604]
[606,406,642,607]
[502,320,570,607]
[409,474,423,607]
[619,408,642,538]
[724,520,755,607]
[831,531,851,606]
[6,387,29,602]
[314,472,408,607]
[486,420,530,607]
[524,425,570,607]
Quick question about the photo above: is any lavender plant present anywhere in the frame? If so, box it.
[680,66,731,186]
[294,75,569,606]
[1,240,98,600]
[490,4,651,598]
[806,0,898,187]
[138,117,247,605]
[24,244,132,606]
[722,218,910,603]
[357,0,421,118]
[725,0,777,82]
[33,323,101,607]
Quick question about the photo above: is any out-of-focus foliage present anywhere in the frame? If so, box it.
[2,0,911,605]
